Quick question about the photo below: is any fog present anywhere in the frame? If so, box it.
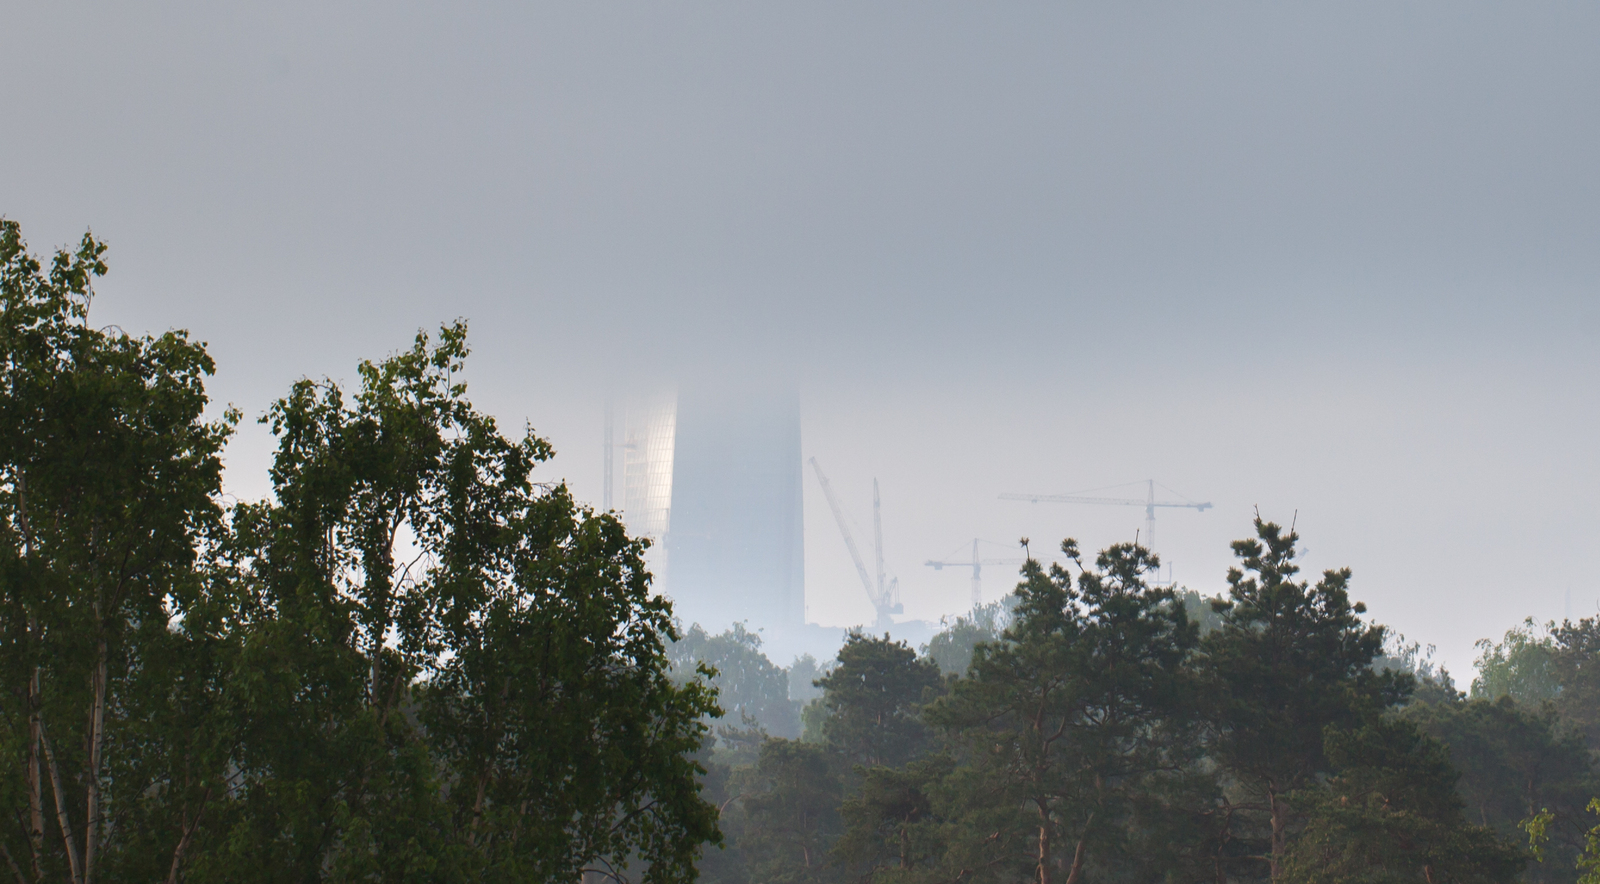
[4,2,1598,676]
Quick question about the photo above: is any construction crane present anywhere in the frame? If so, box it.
[809,457,901,630]
[999,479,1211,554]
[925,539,1067,609]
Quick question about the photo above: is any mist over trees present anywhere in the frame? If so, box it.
[681,544,1600,883]
[9,220,1600,884]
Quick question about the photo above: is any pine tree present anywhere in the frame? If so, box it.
[1281,718,1524,884]
[1199,518,1411,881]
[927,539,1200,884]
[817,634,942,769]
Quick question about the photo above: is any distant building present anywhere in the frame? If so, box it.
[621,387,677,543]
[617,378,807,657]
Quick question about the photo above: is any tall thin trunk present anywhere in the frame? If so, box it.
[1214,801,1234,884]
[164,787,212,884]
[83,637,107,884]
[466,769,491,848]
[39,722,83,884]
[1063,810,1095,884]
[1037,803,1052,884]
[26,664,44,881]
[1268,784,1288,883]
[19,481,44,882]
[1064,837,1088,884]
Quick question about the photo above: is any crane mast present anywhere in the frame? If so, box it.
[809,458,897,629]
[926,539,1061,608]
[873,480,886,608]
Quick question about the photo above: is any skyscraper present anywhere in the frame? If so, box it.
[616,378,806,649]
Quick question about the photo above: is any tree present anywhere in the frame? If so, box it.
[0,228,722,884]
[833,756,954,882]
[1409,696,1597,883]
[0,220,236,884]
[817,633,942,769]
[1281,718,1523,884]
[201,323,720,882]
[1472,618,1559,705]
[1177,588,1227,635]
[737,740,843,884]
[1199,518,1410,882]
[1549,617,1600,752]
[923,601,1009,678]
[788,653,827,704]
[927,539,1201,884]
[670,622,800,740]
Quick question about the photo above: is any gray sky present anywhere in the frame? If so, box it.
[5,2,1598,677]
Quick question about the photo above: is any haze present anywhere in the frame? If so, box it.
[4,2,1597,677]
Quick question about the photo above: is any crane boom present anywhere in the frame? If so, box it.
[925,558,1034,568]
[1001,480,1211,554]
[809,458,891,625]
[998,493,1211,510]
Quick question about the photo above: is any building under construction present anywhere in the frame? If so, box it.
[610,379,807,654]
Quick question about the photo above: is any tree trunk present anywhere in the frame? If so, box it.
[1064,836,1088,884]
[165,787,212,884]
[1037,803,1052,884]
[39,722,83,884]
[466,768,491,848]
[1214,800,1234,884]
[26,665,44,881]
[83,637,107,884]
[1268,784,1288,883]
[19,485,44,883]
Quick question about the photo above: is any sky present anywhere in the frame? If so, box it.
[4,2,1598,678]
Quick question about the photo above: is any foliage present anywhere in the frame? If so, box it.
[0,220,718,883]
[921,601,1009,677]
[788,653,828,704]
[1549,617,1600,752]
[1378,633,1456,695]
[670,622,800,740]
[1178,587,1227,635]
[736,739,842,884]
[833,756,953,883]
[1199,517,1411,881]
[1472,618,1559,704]
[693,534,1540,884]
[1528,800,1600,884]
[2,218,1569,884]
[926,539,1200,884]
[1281,718,1523,884]
[1408,696,1594,882]
[0,219,235,883]
[817,633,941,769]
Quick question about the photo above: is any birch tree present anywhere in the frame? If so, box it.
[0,219,234,883]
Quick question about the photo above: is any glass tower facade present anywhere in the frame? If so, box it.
[616,379,806,649]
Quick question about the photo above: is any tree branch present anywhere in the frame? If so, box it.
[164,786,213,884]
[0,840,28,884]
[38,720,82,884]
